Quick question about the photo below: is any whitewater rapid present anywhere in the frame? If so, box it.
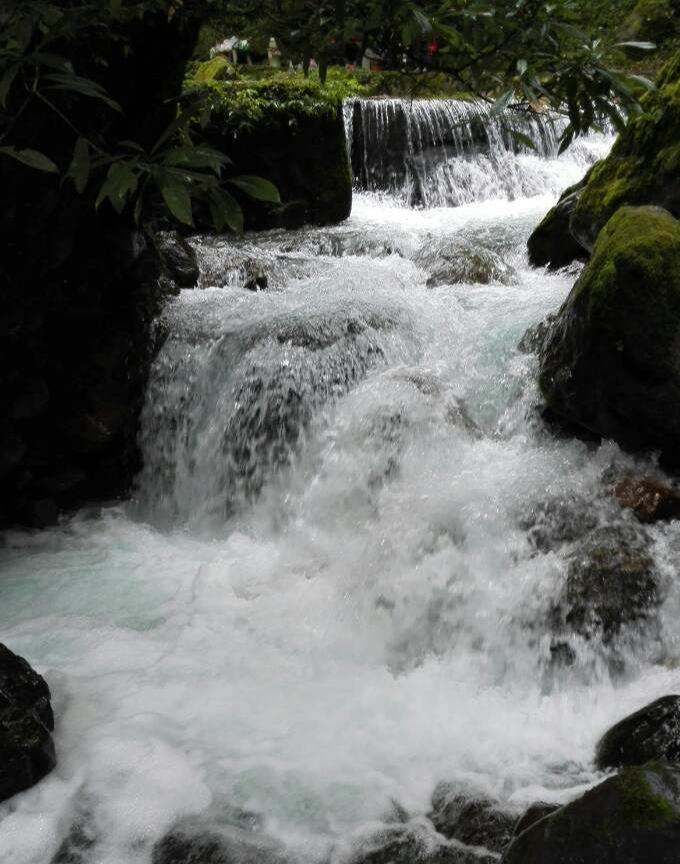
[2,111,680,864]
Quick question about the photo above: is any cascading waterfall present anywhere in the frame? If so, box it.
[345,97,609,206]
[2,97,678,864]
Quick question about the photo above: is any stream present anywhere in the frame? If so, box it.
[1,100,679,864]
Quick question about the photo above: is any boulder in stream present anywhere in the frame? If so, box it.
[527,170,594,270]
[613,474,680,524]
[156,232,199,290]
[596,695,680,769]
[538,205,680,466]
[346,824,496,864]
[501,761,680,864]
[429,784,515,852]
[512,802,560,837]
[0,644,56,803]
[420,243,517,287]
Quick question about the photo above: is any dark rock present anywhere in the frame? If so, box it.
[614,474,680,524]
[152,825,290,864]
[539,206,680,466]
[0,645,56,803]
[518,315,555,355]
[347,825,495,864]
[596,695,680,770]
[527,171,594,269]
[156,232,199,289]
[552,524,658,643]
[243,260,268,292]
[51,822,97,864]
[429,784,515,852]
[512,802,560,837]
[501,761,680,864]
[0,644,54,731]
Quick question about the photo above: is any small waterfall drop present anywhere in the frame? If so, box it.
[346,97,609,206]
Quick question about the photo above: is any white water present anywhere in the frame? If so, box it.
[2,108,680,864]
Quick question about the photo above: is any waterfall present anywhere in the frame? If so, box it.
[345,97,608,207]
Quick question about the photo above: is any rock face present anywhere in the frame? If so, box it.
[596,695,680,769]
[429,785,515,852]
[156,232,199,290]
[538,205,680,465]
[527,172,593,270]
[512,802,560,837]
[0,644,56,803]
[570,52,680,252]
[501,762,680,864]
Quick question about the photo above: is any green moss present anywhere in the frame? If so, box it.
[571,50,680,249]
[620,0,680,44]
[616,764,678,830]
[192,56,234,83]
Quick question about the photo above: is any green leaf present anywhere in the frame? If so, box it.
[45,73,122,112]
[158,173,193,226]
[615,41,656,51]
[95,162,139,213]
[0,146,58,172]
[227,175,280,203]
[69,136,90,194]
[208,186,244,233]
[491,88,514,114]
[0,64,20,107]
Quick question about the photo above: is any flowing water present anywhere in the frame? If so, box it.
[1,101,680,864]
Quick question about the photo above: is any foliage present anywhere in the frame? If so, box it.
[0,0,279,231]
[217,0,660,146]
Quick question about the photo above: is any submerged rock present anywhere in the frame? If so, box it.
[551,524,658,645]
[420,243,516,287]
[519,496,598,555]
[614,474,680,524]
[429,784,515,852]
[539,206,680,466]
[152,824,290,864]
[501,762,680,864]
[596,695,680,770]
[517,315,555,355]
[0,644,56,803]
[346,824,495,864]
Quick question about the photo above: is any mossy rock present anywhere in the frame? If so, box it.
[502,762,680,863]
[193,56,235,83]
[539,205,680,464]
[571,51,680,251]
[527,166,597,269]
[198,80,352,229]
[596,695,680,769]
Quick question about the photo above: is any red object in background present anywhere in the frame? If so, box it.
[427,40,438,57]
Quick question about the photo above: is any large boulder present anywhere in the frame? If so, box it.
[538,205,680,465]
[0,644,56,803]
[527,171,593,269]
[596,695,680,769]
[345,824,496,864]
[502,762,680,864]
[570,52,680,252]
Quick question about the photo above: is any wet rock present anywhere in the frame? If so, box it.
[614,474,680,524]
[596,695,680,770]
[0,645,56,803]
[51,822,97,864]
[501,761,680,864]
[519,496,598,555]
[552,524,658,644]
[517,315,555,355]
[539,206,680,467]
[429,784,515,852]
[156,232,200,289]
[421,244,516,287]
[526,169,594,269]
[347,825,495,864]
[152,824,290,864]
[512,802,560,837]
[243,260,268,292]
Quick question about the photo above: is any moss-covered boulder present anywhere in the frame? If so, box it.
[198,79,352,230]
[619,0,680,46]
[596,696,680,769]
[570,52,680,252]
[527,170,594,269]
[502,762,680,864]
[538,205,680,464]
